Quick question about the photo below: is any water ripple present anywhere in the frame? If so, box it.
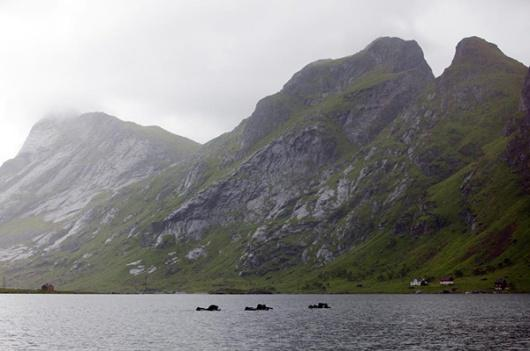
[0,294,528,350]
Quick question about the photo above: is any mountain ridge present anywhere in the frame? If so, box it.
[0,36,528,293]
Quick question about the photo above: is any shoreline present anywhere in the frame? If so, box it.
[0,289,525,295]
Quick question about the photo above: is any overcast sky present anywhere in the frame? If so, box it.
[0,0,529,164]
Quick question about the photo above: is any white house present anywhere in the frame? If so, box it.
[409,278,428,287]
[439,277,455,285]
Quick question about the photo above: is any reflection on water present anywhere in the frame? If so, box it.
[0,294,529,350]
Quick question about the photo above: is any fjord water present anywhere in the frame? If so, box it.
[0,294,529,350]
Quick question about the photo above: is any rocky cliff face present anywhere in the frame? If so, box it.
[0,112,199,252]
[0,37,528,293]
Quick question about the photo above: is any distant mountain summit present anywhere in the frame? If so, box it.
[0,113,198,251]
[451,36,519,67]
[241,37,433,150]
[0,37,528,293]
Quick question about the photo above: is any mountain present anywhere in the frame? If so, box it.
[0,37,528,293]
[0,113,199,262]
[156,37,434,273]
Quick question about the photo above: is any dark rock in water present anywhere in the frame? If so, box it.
[308,302,331,309]
[40,283,55,293]
[245,304,273,311]
[196,304,220,311]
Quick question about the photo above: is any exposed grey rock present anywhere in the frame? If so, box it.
[313,187,336,219]
[316,246,334,265]
[186,247,207,260]
[162,125,340,241]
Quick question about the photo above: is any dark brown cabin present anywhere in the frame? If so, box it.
[41,283,55,293]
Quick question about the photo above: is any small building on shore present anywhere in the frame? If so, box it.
[439,277,454,286]
[41,283,55,293]
[409,278,428,287]
[494,278,508,291]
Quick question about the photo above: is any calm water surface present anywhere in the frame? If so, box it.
[0,294,529,350]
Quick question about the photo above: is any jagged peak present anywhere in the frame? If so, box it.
[283,36,432,96]
[33,111,117,130]
[451,36,515,67]
[19,117,65,155]
[77,111,121,123]
[366,36,408,46]
[21,112,122,155]
[363,36,430,73]
[301,37,424,70]
[437,36,527,88]
[19,112,198,156]
[240,36,434,151]
[364,36,419,55]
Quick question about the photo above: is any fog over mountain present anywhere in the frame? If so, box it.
[1,0,530,165]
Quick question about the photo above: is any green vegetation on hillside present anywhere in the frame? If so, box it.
[1,37,528,294]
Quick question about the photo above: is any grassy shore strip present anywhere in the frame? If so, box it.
[0,288,99,294]
[0,289,524,294]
